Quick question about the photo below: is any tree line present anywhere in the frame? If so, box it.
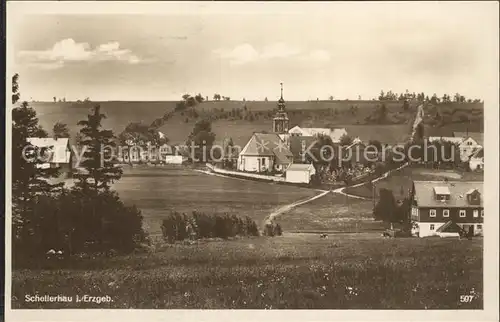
[378,89,482,104]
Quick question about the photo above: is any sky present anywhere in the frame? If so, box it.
[8,2,499,102]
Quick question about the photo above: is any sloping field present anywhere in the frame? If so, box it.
[31,100,482,146]
[112,166,318,235]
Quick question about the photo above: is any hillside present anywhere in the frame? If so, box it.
[29,100,483,147]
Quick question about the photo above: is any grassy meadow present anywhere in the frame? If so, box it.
[112,166,319,236]
[275,193,380,233]
[12,235,483,309]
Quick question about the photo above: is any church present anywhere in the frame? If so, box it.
[237,83,294,173]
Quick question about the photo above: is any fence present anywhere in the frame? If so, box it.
[206,164,286,183]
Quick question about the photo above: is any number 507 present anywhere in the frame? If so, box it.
[460,295,475,303]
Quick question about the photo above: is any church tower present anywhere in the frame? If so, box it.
[273,83,289,143]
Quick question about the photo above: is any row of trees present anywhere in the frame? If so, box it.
[378,89,482,104]
[161,212,260,242]
[12,74,146,266]
[212,93,231,101]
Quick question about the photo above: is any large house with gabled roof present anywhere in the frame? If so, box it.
[410,181,484,237]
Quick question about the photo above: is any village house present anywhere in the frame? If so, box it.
[285,163,316,184]
[410,181,483,238]
[428,132,483,162]
[453,131,483,159]
[27,138,72,176]
[468,147,484,171]
[288,125,348,144]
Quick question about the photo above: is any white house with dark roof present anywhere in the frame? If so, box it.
[411,181,483,237]
[237,132,293,173]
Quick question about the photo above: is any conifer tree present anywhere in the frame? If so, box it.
[73,105,122,192]
[11,74,60,245]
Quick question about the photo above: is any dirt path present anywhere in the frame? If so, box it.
[332,163,408,200]
[264,190,330,225]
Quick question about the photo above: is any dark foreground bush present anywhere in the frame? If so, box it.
[13,189,147,268]
[161,212,259,242]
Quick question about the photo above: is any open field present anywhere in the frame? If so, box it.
[31,100,481,147]
[344,166,484,200]
[275,193,380,233]
[112,166,318,236]
[12,236,483,309]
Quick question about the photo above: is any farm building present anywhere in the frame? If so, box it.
[164,155,184,165]
[26,137,72,175]
[237,132,293,173]
[469,147,484,171]
[288,126,348,143]
[285,163,316,184]
[410,181,483,237]
[428,134,483,161]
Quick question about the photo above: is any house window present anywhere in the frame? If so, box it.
[262,158,266,166]
[430,224,435,230]
[443,209,449,217]
[473,210,479,218]
[430,209,436,217]
[481,210,484,217]
[459,210,466,218]
[477,224,482,230]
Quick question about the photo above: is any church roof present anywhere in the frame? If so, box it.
[240,132,293,164]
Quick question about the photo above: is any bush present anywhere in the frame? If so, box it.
[12,189,147,267]
[263,221,283,237]
[161,212,259,242]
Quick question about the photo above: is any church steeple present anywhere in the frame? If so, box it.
[277,82,286,112]
[273,82,289,134]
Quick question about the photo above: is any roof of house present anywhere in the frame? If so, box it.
[453,132,483,146]
[436,221,464,233]
[240,132,293,164]
[428,136,464,145]
[286,163,315,171]
[27,137,69,148]
[27,138,70,164]
[470,147,484,159]
[413,181,483,208]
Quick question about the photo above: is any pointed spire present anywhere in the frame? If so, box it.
[280,82,283,99]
